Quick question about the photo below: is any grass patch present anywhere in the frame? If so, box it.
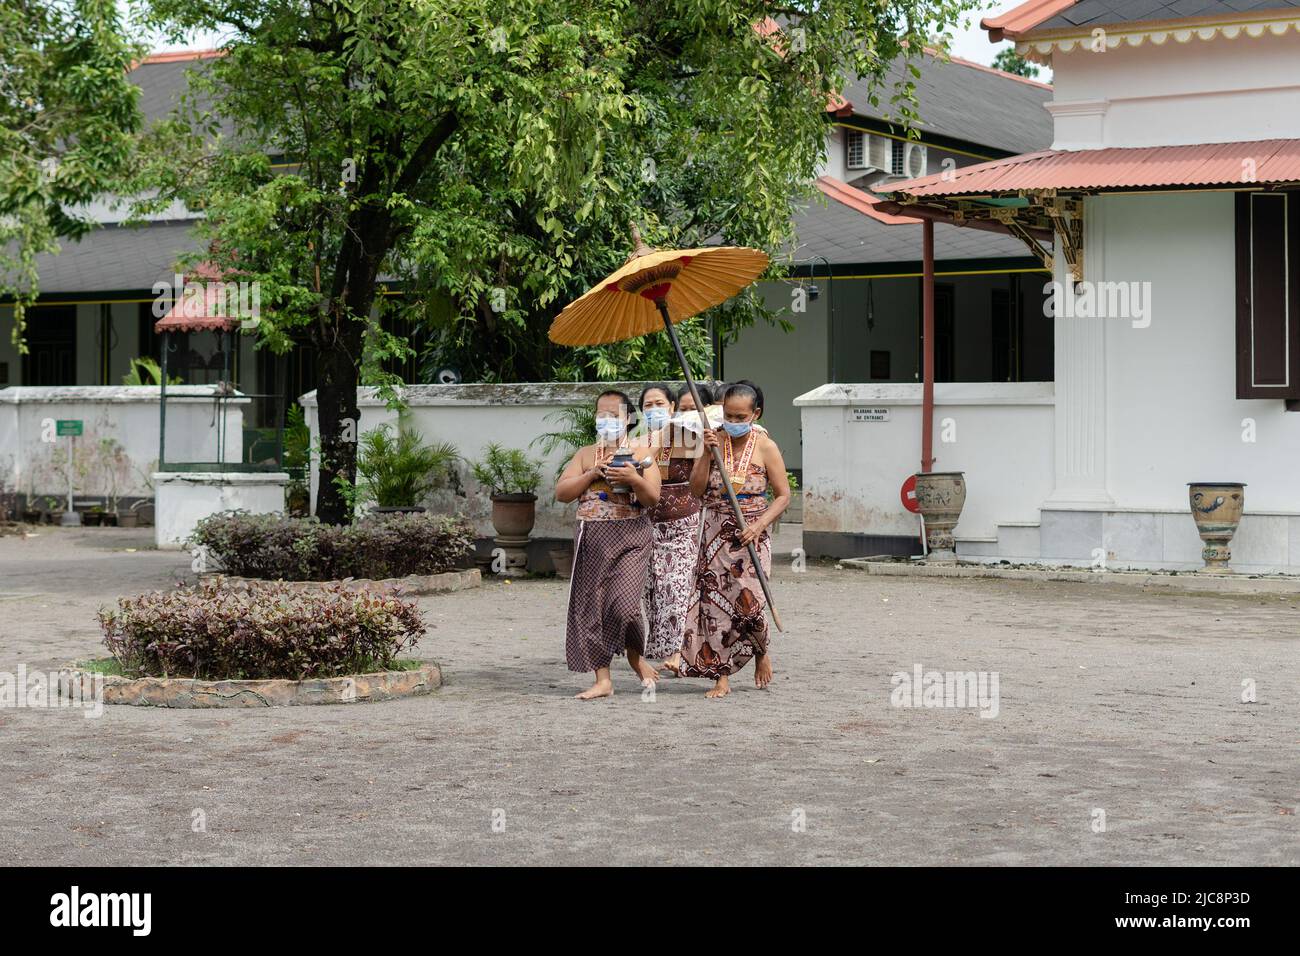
[75,658,126,676]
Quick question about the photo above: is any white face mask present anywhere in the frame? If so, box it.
[595,416,625,442]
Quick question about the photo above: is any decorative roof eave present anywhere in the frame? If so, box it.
[1014,13,1300,62]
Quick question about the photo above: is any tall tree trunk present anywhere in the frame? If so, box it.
[309,114,457,523]
[313,318,364,525]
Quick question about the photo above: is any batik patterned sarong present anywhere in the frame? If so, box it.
[680,463,771,678]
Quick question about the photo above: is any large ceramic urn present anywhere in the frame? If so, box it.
[1188,483,1245,573]
[490,493,537,573]
[913,471,966,564]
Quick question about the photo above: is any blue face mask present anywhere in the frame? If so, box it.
[721,420,752,437]
[643,407,670,431]
[595,417,625,442]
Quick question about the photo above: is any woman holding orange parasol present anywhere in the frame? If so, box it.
[681,380,790,697]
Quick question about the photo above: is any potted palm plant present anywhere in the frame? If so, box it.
[472,443,543,572]
[355,423,459,515]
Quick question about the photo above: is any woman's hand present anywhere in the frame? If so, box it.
[701,428,721,450]
[738,516,767,547]
[602,462,640,485]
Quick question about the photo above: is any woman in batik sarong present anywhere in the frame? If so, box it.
[636,384,704,675]
[555,390,661,700]
[682,380,790,698]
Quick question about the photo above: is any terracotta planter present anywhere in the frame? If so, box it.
[1188,483,1245,573]
[82,511,103,527]
[913,471,966,564]
[549,545,574,579]
[490,493,537,573]
[117,511,139,528]
[20,510,41,524]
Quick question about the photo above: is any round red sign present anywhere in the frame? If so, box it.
[900,474,920,514]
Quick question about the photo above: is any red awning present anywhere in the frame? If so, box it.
[883,139,1300,198]
[816,176,922,224]
[154,261,245,333]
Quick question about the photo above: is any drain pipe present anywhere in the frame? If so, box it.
[920,219,935,474]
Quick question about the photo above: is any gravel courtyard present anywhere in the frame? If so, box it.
[0,527,1295,866]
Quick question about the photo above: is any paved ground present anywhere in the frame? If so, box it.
[0,526,1295,866]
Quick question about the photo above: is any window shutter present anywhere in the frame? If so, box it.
[1236,191,1300,399]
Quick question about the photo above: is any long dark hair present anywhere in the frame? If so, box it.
[721,380,763,419]
[680,383,715,408]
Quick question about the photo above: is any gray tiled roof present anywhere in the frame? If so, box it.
[23,221,204,294]
[130,56,235,137]
[838,55,1054,156]
[1039,0,1300,30]
[787,192,1038,266]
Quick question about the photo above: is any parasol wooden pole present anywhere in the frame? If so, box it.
[654,298,784,633]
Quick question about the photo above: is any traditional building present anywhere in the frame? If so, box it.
[799,0,1300,572]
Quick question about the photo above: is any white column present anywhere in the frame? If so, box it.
[1044,197,1114,509]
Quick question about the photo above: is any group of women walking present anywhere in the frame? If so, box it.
[556,380,791,699]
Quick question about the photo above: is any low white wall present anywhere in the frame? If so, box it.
[155,471,288,549]
[0,386,244,506]
[795,382,1056,542]
[300,383,674,538]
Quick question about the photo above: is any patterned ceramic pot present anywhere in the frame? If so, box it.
[914,471,966,563]
[1188,483,1245,573]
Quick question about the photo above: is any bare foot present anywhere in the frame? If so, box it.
[575,676,614,700]
[754,654,773,690]
[658,652,683,677]
[705,675,730,698]
[627,649,659,684]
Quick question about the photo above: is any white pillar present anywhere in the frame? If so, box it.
[1044,197,1113,509]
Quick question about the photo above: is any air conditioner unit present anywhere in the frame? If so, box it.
[895,141,927,179]
[846,130,893,172]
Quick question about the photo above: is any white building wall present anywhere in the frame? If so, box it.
[796,382,1055,543]
[1048,30,1300,149]
[301,383,676,539]
[0,386,244,504]
[1095,190,1300,511]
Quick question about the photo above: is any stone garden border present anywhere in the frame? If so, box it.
[199,567,481,595]
[58,661,442,708]
[839,558,1300,595]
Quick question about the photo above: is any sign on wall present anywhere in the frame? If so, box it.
[849,407,889,422]
[56,419,83,436]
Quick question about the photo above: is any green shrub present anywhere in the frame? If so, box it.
[470,442,542,496]
[98,579,425,680]
[356,424,459,508]
[192,511,475,581]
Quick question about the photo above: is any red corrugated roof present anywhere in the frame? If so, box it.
[816,176,921,224]
[884,139,1300,197]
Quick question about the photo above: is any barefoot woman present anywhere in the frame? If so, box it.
[555,390,662,699]
[681,381,790,698]
[637,384,703,674]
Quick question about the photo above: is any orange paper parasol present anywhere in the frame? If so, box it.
[549,227,782,632]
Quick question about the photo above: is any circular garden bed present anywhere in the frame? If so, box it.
[61,659,441,708]
[88,576,438,708]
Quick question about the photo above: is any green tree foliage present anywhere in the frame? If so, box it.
[0,0,142,346]
[133,0,978,522]
[991,47,1039,79]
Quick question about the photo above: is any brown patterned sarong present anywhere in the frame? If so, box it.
[680,464,771,678]
[565,515,652,672]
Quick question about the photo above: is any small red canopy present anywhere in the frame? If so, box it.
[153,261,244,333]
